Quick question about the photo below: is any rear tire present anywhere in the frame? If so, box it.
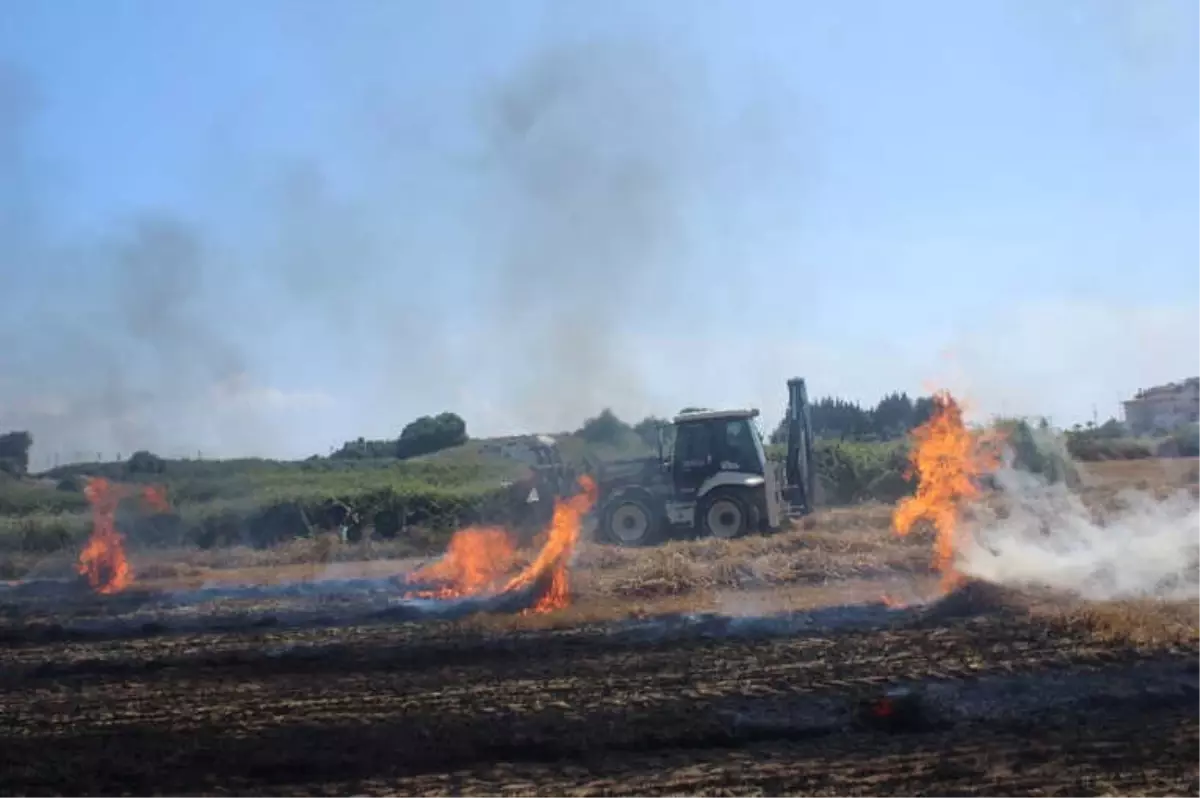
[699,488,750,540]
[600,493,662,547]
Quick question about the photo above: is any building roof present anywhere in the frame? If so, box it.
[1129,377,1199,402]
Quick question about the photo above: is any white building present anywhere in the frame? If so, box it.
[1122,378,1200,436]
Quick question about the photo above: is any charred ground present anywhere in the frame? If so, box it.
[0,587,1196,796]
[0,458,1196,796]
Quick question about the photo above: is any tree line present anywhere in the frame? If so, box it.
[571,392,941,450]
[0,391,973,477]
[4,388,1193,479]
[330,412,468,461]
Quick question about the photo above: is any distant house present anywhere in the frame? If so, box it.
[1122,378,1200,436]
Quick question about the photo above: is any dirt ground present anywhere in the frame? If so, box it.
[0,596,1196,796]
[0,457,1196,796]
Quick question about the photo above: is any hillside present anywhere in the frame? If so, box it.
[0,402,1194,580]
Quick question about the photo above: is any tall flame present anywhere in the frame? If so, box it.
[503,474,597,613]
[78,478,166,594]
[893,391,1002,592]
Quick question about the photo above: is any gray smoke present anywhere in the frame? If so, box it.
[0,34,776,461]
[958,463,1199,601]
[0,63,249,461]
[2,214,250,459]
[469,41,705,432]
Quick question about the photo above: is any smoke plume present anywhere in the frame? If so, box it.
[0,62,242,460]
[959,464,1199,601]
[0,37,731,462]
[2,15,806,460]
[469,41,705,432]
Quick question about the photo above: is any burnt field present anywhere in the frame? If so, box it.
[0,458,1197,796]
[1,583,1197,795]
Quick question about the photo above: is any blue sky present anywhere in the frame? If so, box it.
[1,0,1197,464]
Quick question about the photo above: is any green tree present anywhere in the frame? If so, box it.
[912,396,937,428]
[809,397,873,440]
[127,450,166,475]
[395,412,469,459]
[0,431,32,476]
[330,436,395,459]
[632,416,667,450]
[576,408,632,445]
[771,391,938,444]
[870,392,916,440]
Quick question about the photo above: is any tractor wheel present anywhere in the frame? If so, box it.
[699,488,750,540]
[601,493,662,547]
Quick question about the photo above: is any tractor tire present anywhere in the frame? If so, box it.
[699,488,751,540]
[600,492,663,547]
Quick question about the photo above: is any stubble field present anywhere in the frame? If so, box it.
[1,458,1196,796]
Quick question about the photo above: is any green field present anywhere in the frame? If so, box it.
[0,435,891,556]
[0,452,523,563]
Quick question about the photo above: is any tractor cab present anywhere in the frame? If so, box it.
[593,378,815,547]
[659,408,777,534]
[666,409,767,488]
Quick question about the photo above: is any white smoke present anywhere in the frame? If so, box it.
[958,464,1199,600]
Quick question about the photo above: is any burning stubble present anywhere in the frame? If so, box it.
[892,391,1005,592]
[406,526,518,599]
[78,477,169,594]
[894,390,1199,601]
[404,475,597,614]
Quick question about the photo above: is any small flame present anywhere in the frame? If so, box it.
[403,475,598,614]
[406,526,517,599]
[141,485,170,513]
[872,697,895,718]
[893,391,1003,592]
[78,477,167,594]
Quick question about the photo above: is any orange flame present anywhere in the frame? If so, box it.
[892,391,1003,592]
[406,526,517,599]
[503,474,597,613]
[78,477,168,594]
[403,475,598,614]
[141,485,170,513]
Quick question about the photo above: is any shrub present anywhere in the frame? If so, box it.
[0,431,32,477]
[0,513,88,555]
[1067,435,1153,461]
[994,418,1081,487]
[19,519,76,553]
[813,440,910,505]
[1156,427,1200,458]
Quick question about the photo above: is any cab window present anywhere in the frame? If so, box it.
[674,422,710,467]
[722,419,761,472]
